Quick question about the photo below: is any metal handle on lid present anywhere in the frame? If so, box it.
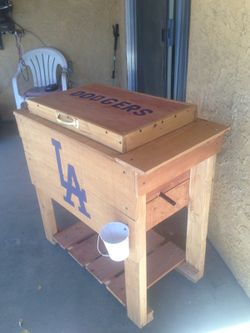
[56,113,79,128]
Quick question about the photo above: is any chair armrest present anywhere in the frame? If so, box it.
[12,69,25,109]
[61,69,68,91]
[12,71,21,96]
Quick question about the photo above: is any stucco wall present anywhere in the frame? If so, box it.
[187,1,250,296]
[0,0,127,120]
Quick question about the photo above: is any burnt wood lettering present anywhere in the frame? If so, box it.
[69,90,154,116]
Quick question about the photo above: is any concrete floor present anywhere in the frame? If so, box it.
[0,122,250,333]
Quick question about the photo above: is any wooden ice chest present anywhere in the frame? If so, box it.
[15,84,229,328]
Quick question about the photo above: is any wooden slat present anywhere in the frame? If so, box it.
[146,180,189,230]
[176,262,200,283]
[54,222,94,250]
[87,258,124,284]
[137,134,225,195]
[147,242,185,288]
[107,241,185,305]
[107,273,126,305]
[68,234,100,266]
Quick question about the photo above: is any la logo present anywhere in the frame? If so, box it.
[51,138,91,219]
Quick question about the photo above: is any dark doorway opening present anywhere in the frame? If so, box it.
[127,0,191,101]
[136,0,168,98]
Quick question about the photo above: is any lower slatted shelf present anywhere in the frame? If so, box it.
[107,241,185,305]
[53,222,185,306]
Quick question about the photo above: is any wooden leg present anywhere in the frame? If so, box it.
[177,155,216,282]
[124,195,153,328]
[36,188,58,244]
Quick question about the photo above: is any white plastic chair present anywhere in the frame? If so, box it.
[12,47,68,109]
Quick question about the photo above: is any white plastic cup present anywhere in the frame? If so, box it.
[97,222,129,262]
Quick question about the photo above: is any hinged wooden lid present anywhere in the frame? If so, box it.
[27,84,197,152]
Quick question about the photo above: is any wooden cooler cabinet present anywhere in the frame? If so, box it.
[15,84,229,328]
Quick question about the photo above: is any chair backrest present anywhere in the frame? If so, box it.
[21,47,68,87]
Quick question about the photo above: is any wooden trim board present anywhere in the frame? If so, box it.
[137,134,225,195]
[117,119,229,173]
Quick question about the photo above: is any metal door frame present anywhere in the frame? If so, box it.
[125,0,137,91]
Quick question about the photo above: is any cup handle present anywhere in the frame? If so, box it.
[97,235,109,257]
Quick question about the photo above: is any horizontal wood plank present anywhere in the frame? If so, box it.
[147,242,185,288]
[107,273,126,305]
[53,222,94,249]
[69,234,100,266]
[87,258,124,284]
[176,261,200,283]
[137,135,225,194]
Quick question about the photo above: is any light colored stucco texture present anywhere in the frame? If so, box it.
[0,0,127,120]
[187,0,250,296]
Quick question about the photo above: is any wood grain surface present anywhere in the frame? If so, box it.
[27,84,197,152]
